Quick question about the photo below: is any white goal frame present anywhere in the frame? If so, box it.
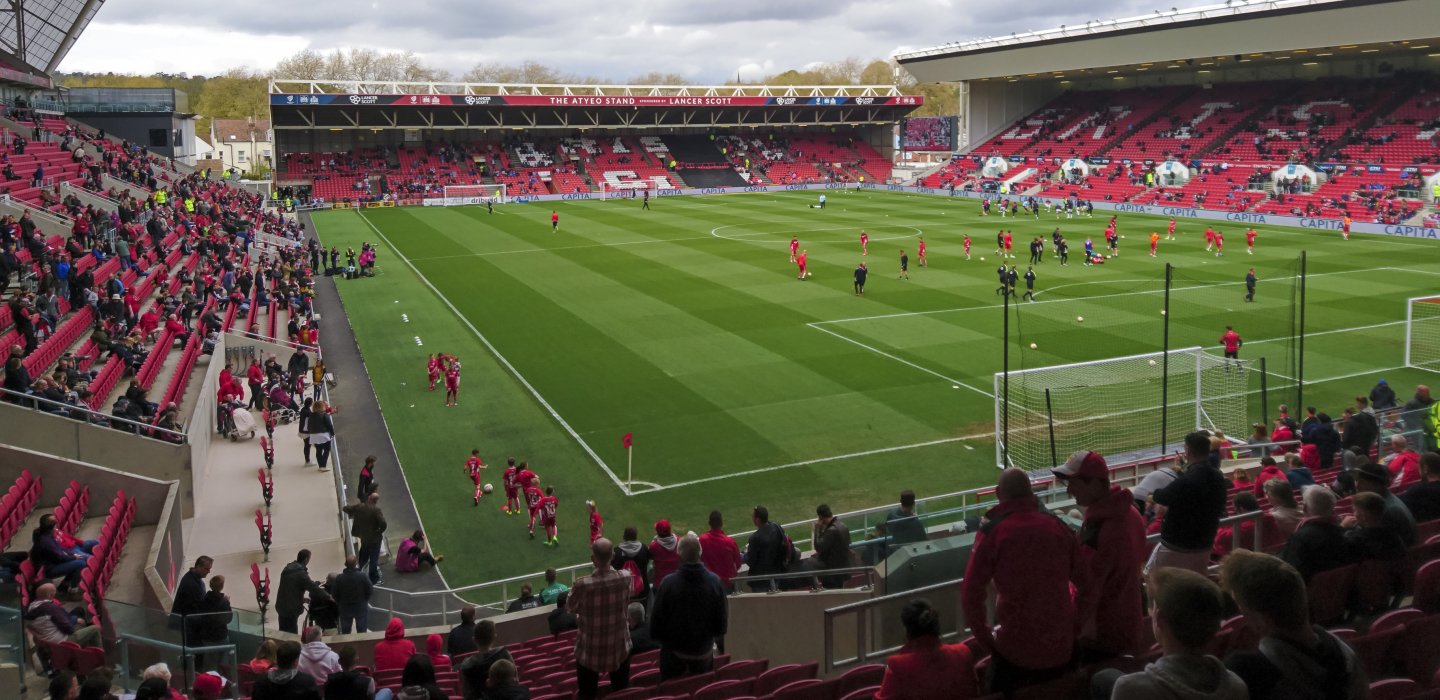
[440,184,506,206]
[598,180,659,200]
[1405,295,1440,373]
[994,346,1251,472]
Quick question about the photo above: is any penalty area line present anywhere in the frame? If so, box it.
[354,210,629,494]
[646,432,996,493]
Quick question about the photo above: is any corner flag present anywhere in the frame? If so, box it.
[622,432,633,449]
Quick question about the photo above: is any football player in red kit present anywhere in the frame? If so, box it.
[427,354,441,391]
[501,458,520,514]
[1245,228,1257,254]
[796,250,808,280]
[789,236,799,263]
[963,234,972,260]
[516,462,537,493]
[1002,231,1014,258]
[1167,218,1177,240]
[539,487,559,546]
[860,230,869,256]
[1214,231,1225,257]
[443,358,461,406]
[1204,227,1216,251]
[917,236,927,267]
[586,500,603,545]
[524,481,545,539]
[464,449,486,505]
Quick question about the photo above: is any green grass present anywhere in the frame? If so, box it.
[311,189,1440,588]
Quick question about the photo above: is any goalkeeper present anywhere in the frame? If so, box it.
[810,194,827,209]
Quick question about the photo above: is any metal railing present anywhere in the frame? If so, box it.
[117,635,238,694]
[820,508,1270,674]
[730,565,877,592]
[0,384,189,442]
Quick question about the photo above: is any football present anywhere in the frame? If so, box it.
[1030,343,1037,349]
[1077,316,1084,322]
[483,483,494,493]
[1150,360,1157,366]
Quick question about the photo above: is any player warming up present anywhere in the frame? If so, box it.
[1214,230,1225,258]
[443,358,461,406]
[1167,218,1177,240]
[963,233,972,260]
[1204,227,1216,251]
[539,487,559,546]
[796,249,809,280]
[898,250,909,281]
[551,211,560,231]
[860,229,869,256]
[1246,228,1257,254]
[525,478,545,539]
[1150,231,1160,257]
[917,236,927,267]
[465,449,486,506]
[587,500,603,545]
[1003,230,1014,258]
[1343,216,1351,240]
[426,354,441,391]
[502,458,520,514]
[1220,325,1243,373]
[1083,237,1095,266]
[789,236,799,263]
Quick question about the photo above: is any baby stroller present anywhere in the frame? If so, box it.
[220,400,257,441]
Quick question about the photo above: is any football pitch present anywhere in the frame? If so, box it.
[312,189,1440,586]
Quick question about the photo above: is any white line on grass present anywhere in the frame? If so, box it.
[806,323,995,398]
[354,210,629,493]
[644,432,995,493]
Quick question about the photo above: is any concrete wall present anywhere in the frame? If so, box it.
[102,174,152,199]
[0,401,195,516]
[0,197,71,239]
[188,332,225,506]
[0,444,184,610]
[962,79,1065,156]
[727,589,871,674]
[61,182,119,213]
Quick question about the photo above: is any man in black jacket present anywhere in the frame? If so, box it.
[611,527,651,602]
[253,640,320,700]
[1401,452,1440,524]
[275,550,329,634]
[1341,400,1378,453]
[170,556,210,641]
[448,604,478,658]
[548,591,578,636]
[1147,431,1229,576]
[627,603,659,654]
[1281,485,1352,581]
[650,535,727,680]
[744,506,789,592]
[332,555,372,634]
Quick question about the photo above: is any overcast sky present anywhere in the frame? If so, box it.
[59,0,1160,82]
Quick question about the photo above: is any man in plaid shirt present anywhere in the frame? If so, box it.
[570,538,633,699]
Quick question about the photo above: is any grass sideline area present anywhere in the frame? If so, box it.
[311,188,1440,588]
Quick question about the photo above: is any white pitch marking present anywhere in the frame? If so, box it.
[356,210,629,494]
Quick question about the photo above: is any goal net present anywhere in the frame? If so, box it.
[439,184,506,206]
[995,347,1251,472]
[1407,296,1440,373]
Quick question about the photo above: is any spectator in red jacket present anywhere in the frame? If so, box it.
[1055,451,1147,658]
[961,468,1092,694]
[648,520,679,589]
[698,511,741,591]
[1384,435,1421,486]
[373,618,416,672]
[875,599,979,700]
[1252,456,1286,497]
[1269,419,1295,455]
[1213,492,1283,558]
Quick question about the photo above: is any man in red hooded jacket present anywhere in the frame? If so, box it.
[962,468,1094,694]
[1054,451,1147,659]
[648,520,679,589]
[1252,456,1287,497]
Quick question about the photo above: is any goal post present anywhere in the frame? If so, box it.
[995,347,1251,472]
[440,184,506,206]
[598,180,651,200]
[1406,296,1440,373]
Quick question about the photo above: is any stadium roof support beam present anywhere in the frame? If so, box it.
[45,0,98,73]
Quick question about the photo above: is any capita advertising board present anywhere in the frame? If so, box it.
[421,182,1437,240]
[274,94,925,108]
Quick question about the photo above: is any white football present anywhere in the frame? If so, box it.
[1077,316,1084,322]
[1030,343,1037,349]
[483,484,493,493]
[980,257,985,261]
[1150,360,1157,366]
